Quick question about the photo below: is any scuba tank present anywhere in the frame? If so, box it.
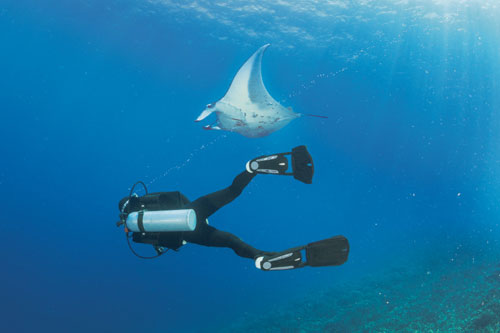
[126,209,196,232]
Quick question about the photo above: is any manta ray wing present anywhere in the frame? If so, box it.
[197,44,300,138]
[223,44,274,108]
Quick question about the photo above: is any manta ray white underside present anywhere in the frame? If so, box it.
[195,44,301,138]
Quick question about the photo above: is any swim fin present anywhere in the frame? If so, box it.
[254,235,349,271]
[246,145,314,184]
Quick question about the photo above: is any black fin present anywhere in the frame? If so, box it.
[255,235,349,271]
[247,145,314,184]
[306,235,349,267]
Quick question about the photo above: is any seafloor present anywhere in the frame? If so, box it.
[218,257,500,332]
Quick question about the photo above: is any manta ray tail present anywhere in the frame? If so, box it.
[302,113,329,119]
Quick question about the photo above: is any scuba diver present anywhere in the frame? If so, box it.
[117,146,349,271]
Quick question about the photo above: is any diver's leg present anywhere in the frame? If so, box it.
[185,170,255,220]
[184,224,267,259]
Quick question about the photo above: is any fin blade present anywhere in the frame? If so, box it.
[291,145,314,184]
[306,235,349,267]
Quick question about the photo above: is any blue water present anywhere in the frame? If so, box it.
[2,1,500,332]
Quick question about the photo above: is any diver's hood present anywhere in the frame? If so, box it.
[118,195,140,213]
[118,196,129,212]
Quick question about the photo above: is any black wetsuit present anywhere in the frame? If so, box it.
[182,170,265,258]
[126,170,267,259]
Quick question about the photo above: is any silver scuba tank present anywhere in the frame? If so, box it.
[126,209,197,232]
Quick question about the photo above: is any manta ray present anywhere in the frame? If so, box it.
[195,44,325,138]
